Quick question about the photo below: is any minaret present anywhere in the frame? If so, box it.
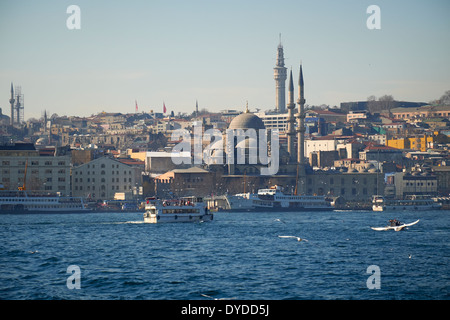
[286,69,296,162]
[273,34,287,113]
[9,83,15,125]
[296,64,306,194]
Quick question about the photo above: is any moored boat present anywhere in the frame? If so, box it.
[0,190,92,214]
[225,185,333,211]
[372,195,441,212]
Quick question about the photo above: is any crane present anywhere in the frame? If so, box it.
[18,160,28,191]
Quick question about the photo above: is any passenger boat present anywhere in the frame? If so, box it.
[226,185,333,211]
[372,195,442,212]
[143,196,213,223]
[0,190,92,214]
[225,192,272,211]
[255,185,334,211]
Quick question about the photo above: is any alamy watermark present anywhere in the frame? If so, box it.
[171,124,279,175]
[66,5,81,30]
[366,265,381,289]
[66,265,81,289]
[366,5,381,30]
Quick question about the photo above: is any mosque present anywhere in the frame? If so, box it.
[204,39,384,202]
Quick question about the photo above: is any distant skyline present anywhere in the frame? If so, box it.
[0,0,449,120]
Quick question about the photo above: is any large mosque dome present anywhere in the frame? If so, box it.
[228,108,265,131]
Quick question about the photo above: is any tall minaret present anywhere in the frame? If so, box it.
[274,34,287,113]
[296,64,306,194]
[286,69,296,162]
[9,83,15,125]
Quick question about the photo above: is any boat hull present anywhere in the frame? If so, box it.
[0,207,92,214]
[143,213,214,223]
[253,205,334,212]
[373,204,441,212]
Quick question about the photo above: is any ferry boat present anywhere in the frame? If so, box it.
[372,195,442,212]
[0,190,92,214]
[255,185,334,211]
[226,185,333,211]
[143,196,213,223]
[225,192,272,211]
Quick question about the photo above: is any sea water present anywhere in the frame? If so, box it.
[0,210,448,300]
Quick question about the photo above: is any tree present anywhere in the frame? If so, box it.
[438,90,450,105]
[434,133,449,144]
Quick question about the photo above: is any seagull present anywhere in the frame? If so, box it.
[278,235,308,242]
[408,254,412,259]
[274,218,286,224]
[28,250,38,254]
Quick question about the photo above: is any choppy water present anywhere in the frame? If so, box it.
[0,209,448,300]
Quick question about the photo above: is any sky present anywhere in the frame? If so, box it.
[0,0,449,120]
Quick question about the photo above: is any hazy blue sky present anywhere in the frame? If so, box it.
[0,0,449,119]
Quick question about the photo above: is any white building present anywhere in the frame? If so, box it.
[347,110,368,122]
[256,112,289,132]
[72,156,140,200]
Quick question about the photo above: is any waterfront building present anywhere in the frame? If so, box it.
[72,156,141,200]
[0,143,71,196]
[384,171,438,199]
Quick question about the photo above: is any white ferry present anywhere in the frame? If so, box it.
[143,196,213,223]
[0,190,92,214]
[225,192,272,211]
[372,195,442,212]
[255,185,334,211]
[226,185,333,211]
